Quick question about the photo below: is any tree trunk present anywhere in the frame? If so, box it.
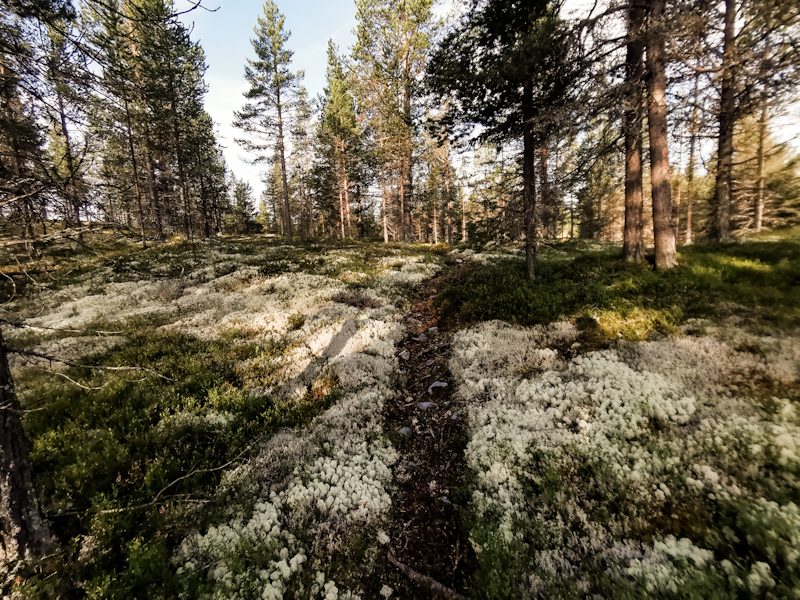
[755,93,768,233]
[686,73,699,245]
[339,155,346,239]
[381,167,389,243]
[344,152,352,238]
[645,0,678,269]
[199,175,211,239]
[356,185,364,240]
[401,20,414,244]
[570,198,575,238]
[540,147,552,238]
[56,90,80,232]
[523,79,538,279]
[674,170,682,241]
[713,0,736,241]
[122,97,146,248]
[461,190,467,242]
[275,83,293,242]
[0,329,52,566]
[399,176,405,242]
[144,148,163,239]
[623,3,646,262]
[445,149,453,245]
[2,73,35,243]
[433,190,438,244]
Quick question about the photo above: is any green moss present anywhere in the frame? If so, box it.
[436,237,800,339]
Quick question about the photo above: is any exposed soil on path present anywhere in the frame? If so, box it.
[377,267,476,599]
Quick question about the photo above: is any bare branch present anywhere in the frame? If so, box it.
[6,348,179,383]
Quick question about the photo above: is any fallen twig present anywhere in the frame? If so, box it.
[388,551,469,600]
[6,348,179,383]
[0,317,124,335]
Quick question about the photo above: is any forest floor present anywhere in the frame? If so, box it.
[2,231,800,599]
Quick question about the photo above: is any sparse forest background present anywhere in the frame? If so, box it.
[1,0,798,259]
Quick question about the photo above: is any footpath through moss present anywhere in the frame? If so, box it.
[379,264,476,599]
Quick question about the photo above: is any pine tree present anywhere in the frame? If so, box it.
[233,0,300,242]
[644,0,678,268]
[622,2,646,262]
[427,0,584,278]
[319,41,360,239]
[353,0,437,242]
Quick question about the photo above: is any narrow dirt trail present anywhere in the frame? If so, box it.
[378,268,476,599]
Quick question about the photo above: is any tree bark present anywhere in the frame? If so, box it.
[755,100,767,232]
[399,176,405,242]
[275,83,293,242]
[381,166,389,243]
[445,147,453,245]
[461,189,467,242]
[199,175,210,238]
[623,3,646,262]
[144,147,163,239]
[713,0,736,241]
[401,12,414,244]
[0,328,52,566]
[122,97,146,248]
[523,79,538,279]
[645,0,678,269]
[339,154,346,239]
[686,73,699,245]
[344,147,352,238]
[540,147,552,238]
[55,90,80,231]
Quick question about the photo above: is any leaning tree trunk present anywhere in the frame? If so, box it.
[623,3,646,262]
[713,0,736,241]
[645,0,678,269]
[0,328,52,567]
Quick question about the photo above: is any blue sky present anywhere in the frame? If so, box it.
[176,0,359,196]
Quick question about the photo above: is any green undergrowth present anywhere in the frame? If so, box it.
[436,237,800,338]
[17,317,341,599]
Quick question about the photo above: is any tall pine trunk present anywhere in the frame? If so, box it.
[755,100,768,232]
[55,91,80,231]
[339,153,346,238]
[645,0,677,269]
[144,147,163,239]
[445,149,453,245]
[713,0,736,240]
[275,84,293,242]
[623,3,646,262]
[523,79,538,279]
[381,166,389,243]
[401,19,413,243]
[122,97,146,248]
[686,73,700,244]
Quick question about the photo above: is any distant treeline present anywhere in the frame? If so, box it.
[1,0,799,268]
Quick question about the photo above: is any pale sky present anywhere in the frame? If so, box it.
[176,0,360,197]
